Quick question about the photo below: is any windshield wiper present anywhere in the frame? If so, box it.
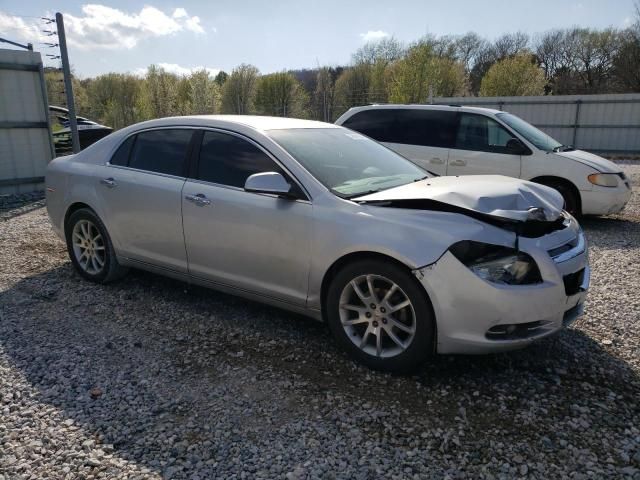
[344,189,381,200]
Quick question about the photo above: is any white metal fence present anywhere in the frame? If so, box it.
[432,93,640,155]
[0,48,54,195]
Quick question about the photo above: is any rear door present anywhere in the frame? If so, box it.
[447,113,522,178]
[97,128,194,273]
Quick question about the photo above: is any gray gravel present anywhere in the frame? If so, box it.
[1,165,639,479]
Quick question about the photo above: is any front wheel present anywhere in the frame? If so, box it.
[326,259,435,372]
[65,208,128,283]
[543,180,581,217]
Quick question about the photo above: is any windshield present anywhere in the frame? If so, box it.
[268,128,428,198]
[496,113,563,152]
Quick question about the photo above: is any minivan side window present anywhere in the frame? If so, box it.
[455,113,518,154]
[393,109,457,148]
[128,129,193,176]
[341,110,397,143]
[197,131,286,188]
[343,109,457,148]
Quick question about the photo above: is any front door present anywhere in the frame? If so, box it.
[447,113,522,178]
[182,130,312,305]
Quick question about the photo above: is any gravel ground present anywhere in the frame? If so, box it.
[1,166,639,480]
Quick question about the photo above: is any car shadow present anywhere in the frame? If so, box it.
[1,264,639,476]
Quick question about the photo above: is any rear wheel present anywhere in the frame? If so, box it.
[326,259,435,372]
[65,208,128,283]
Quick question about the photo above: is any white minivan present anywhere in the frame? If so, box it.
[335,105,632,215]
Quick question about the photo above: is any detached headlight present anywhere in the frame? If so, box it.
[588,173,618,187]
[449,241,542,285]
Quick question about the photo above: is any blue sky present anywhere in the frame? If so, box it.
[0,0,636,78]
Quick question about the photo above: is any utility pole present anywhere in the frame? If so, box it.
[55,12,80,153]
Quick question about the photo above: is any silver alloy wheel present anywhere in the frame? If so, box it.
[339,274,416,358]
[71,219,106,275]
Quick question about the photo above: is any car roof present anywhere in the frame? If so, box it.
[341,104,503,116]
[126,115,339,132]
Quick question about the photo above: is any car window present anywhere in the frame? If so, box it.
[341,110,397,143]
[128,129,193,176]
[393,109,457,148]
[109,135,135,166]
[455,113,518,154]
[197,131,285,188]
[343,109,457,148]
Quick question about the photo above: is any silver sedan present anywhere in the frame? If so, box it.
[46,116,589,371]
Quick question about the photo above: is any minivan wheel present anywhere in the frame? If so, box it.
[542,180,581,216]
[326,259,435,372]
[65,208,128,283]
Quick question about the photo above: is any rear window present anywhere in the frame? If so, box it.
[342,108,457,148]
[128,129,193,176]
[109,136,135,166]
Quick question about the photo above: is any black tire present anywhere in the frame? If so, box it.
[65,208,128,283]
[326,259,435,373]
[543,180,581,217]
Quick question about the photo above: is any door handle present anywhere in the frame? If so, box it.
[100,177,117,188]
[185,193,211,206]
[450,159,467,167]
[429,157,444,165]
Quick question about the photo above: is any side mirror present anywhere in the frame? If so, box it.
[506,138,529,155]
[244,172,294,198]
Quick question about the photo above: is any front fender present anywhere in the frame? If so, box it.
[306,203,516,310]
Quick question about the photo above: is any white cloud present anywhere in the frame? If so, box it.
[0,11,49,45]
[622,16,633,27]
[172,8,188,19]
[359,30,390,43]
[134,63,221,77]
[185,15,204,34]
[0,5,209,52]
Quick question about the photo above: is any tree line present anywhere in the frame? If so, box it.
[46,14,640,130]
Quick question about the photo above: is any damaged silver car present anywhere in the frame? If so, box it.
[46,116,589,371]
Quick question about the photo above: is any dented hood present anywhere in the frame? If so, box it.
[353,175,565,222]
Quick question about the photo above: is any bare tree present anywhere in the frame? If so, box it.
[454,32,488,72]
[315,67,337,122]
[352,37,404,65]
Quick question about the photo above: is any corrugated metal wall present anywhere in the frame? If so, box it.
[432,93,640,155]
[0,49,54,195]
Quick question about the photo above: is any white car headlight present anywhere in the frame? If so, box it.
[450,241,542,285]
[588,173,619,187]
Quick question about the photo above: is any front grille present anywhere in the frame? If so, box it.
[548,235,580,258]
[563,268,585,296]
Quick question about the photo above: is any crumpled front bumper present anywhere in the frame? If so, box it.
[413,231,589,354]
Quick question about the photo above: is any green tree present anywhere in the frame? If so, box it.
[142,65,180,118]
[479,54,546,96]
[334,63,372,113]
[85,73,145,128]
[189,69,220,114]
[387,42,465,103]
[214,70,229,86]
[220,64,259,114]
[254,72,308,117]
